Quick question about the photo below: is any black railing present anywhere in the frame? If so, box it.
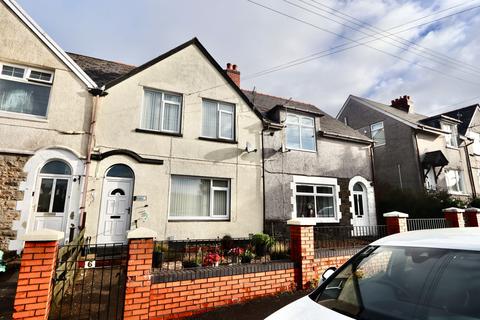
[153,236,291,271]
[313,225,387,259]
[407,218,447,231]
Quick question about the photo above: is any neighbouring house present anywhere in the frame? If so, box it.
[241,90,377,236]
[337,95,475,201]
[69,38,265,243]
[0,0,96,253]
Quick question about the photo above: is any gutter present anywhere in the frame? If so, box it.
[79,87,108,229]
[319,131,372,144]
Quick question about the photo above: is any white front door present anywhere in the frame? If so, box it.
[33,175,71,233]
[97,178,133,244]
[351,182,370,229]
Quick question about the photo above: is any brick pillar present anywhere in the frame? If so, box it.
[13,229,64,320]
[124,227,157,320]
[287,219,316,290]
[443,207,465,228]
[464,207,480,227]
[383,211,409,234]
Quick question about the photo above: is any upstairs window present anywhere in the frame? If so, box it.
[286,114,316,151]
[370,121,385,146]
[445,169,465,194]
[441,123,458,148]
[142,89,182,133]
[468,132,480,155]
[202,99,235,140]
[0,63,53,117]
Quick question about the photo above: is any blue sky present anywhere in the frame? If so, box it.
[16,0,480,116]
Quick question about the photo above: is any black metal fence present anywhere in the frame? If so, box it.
[153,236,291,271]
[49,240,128,320]
[407,218,447,231]
[314,225,388,259]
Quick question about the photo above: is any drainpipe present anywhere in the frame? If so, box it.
[464,139,476,197]
[261,126,267,233]
[79,87,107,229]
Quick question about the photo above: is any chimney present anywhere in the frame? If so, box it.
[225,63,240,87]
[391,95,414,113]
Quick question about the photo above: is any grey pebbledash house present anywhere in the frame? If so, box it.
[242,90,377,236]
[337,95,478,201]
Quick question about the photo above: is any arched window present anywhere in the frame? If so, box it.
[40,160,71,175]
[106,164,134,179]
[36,160,71,213]
[352,182,367,217]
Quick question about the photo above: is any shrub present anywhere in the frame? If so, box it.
[469,197,480,208]
[250,233,275,257]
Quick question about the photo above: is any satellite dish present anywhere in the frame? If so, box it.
[245,142,257,153]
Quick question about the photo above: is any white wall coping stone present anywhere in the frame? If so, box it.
[127,227,158,239]
[383,211,409,218]
[287,219,317,226]
[465,207,480,213]
[21,229,64,242]
[442,207,465,213]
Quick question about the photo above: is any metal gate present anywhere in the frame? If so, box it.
[49,235,128,320]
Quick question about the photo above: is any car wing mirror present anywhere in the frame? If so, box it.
[322,267,337,282]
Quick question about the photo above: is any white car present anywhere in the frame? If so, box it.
[267,228,480,320]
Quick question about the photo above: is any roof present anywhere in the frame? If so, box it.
[441,104,479,135]
[243,90,372,143]
[67,52,135,87]
[2,0,96,88]
[372,228,480,251]
[68,38,263,121]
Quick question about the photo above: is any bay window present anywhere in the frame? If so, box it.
[142,89,182,133]
[0,63,53,117]
[202,99,235,140]
[169,176,230,219]
[295,184,336,219]
[370,121,385,146]
[445,169,465,194]
[441,123,458,148]
[286,114,316,151]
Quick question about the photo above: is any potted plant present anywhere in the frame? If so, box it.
[203,252,222,267]
[250,233,275,257]
[240,249,255,264]
[228,247,245,264]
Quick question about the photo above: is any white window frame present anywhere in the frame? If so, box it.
[285,114,316,152]
[0,61,54,119]
[370,121,385,147]
[445,169,465,195]
[201,99,235,141]
[291,176,341,223]
[141,88,182,134]
[441,123,458,148]
[168,176,230,221]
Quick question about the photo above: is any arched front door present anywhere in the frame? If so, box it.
[352,182,369,227]
[33,160,72,233]
[97,164,134,244]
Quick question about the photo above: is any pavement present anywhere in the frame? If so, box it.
[185,290,310,320]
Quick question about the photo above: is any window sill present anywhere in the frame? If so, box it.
[198,137,237,144]
[286,147,316,153]
[168,217,230,222]
[135,128,182,137]
[0,110,48,123]
[446,145,459,150]
[447,191,468,196]
[294,217,340,224]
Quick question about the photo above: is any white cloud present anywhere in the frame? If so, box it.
[16,0,480,117]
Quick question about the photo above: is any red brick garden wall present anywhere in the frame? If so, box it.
[149,268,295,320]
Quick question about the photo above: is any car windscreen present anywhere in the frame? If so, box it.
[312,245,480,320]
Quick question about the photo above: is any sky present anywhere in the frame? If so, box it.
[16,0,480,117]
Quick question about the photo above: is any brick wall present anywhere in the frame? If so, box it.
[13,241,58,319]
[313,255,351,280]
[0,154,28,252]
[149,268,295,320]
